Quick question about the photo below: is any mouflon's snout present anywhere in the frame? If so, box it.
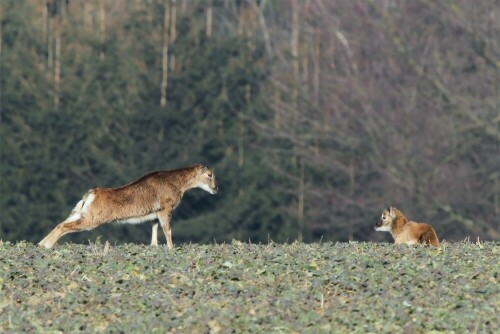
[210,176,218,194]
[374,219,382,230]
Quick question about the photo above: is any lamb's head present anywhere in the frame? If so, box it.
[194,165,218,194]
[374,207,397,232]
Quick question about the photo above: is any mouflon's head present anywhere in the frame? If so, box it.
[374,207,397,232]
[195,164,218,194]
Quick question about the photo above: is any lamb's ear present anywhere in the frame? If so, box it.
[389,206,394,216]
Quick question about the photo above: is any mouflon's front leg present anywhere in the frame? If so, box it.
[158,209,174,250]
[151,222,159,246]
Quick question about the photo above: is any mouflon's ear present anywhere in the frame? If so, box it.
[200,165,209,173]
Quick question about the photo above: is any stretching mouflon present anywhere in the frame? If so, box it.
[39,164,218,249]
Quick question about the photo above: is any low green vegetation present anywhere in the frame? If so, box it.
[1,241,498,333]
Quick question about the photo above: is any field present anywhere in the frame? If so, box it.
[0,241,498,333]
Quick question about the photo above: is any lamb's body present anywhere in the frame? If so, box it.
[375,207,439,246]
[390,220,439,246]
[39,164,218,249]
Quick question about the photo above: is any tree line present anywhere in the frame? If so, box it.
[1,0,498,245]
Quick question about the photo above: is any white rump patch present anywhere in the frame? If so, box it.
[66,212,81,222]
[375,225,391,232]
[81,193,95,213]
[115,213,158,225]
[66,192,96,222]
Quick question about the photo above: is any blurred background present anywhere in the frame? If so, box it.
[1,0,498,245]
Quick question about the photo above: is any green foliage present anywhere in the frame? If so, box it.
[0,0,290,245]
[1,0,498,244]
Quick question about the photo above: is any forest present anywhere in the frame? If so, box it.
[1,0,499,245]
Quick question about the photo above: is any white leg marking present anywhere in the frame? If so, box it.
[151,223,158,246]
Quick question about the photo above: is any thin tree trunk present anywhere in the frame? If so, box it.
[313,29,320,107]
[274,86,280,130]
[291,0,300,186]
[47,18,53,72]
[84,2,93,29]
[312,29,321,155]
[250,0,271,57]
[238,122,244,167]
[238,3,243,36]
[61,0,67,20]
[302,41,309,98]
[206,1,212,38]
[99,0,106,60]
[291,0,299,108]
[495,174,499,215]
[170,0,177,71]
[302,0,310,98]
[238,85,251,167]
[54,19,61,109]
[348,158,355,241]
[0,8,2,108]
[160,1,170,107]
[298,158,305,242]
[42,1,48,71]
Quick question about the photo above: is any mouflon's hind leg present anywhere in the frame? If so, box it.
[38,218,87,249]
[158,210,173,250]
[38,218,92,249]
[39,222,68,249]
[39,190,98,249]
[151,222,159,246]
